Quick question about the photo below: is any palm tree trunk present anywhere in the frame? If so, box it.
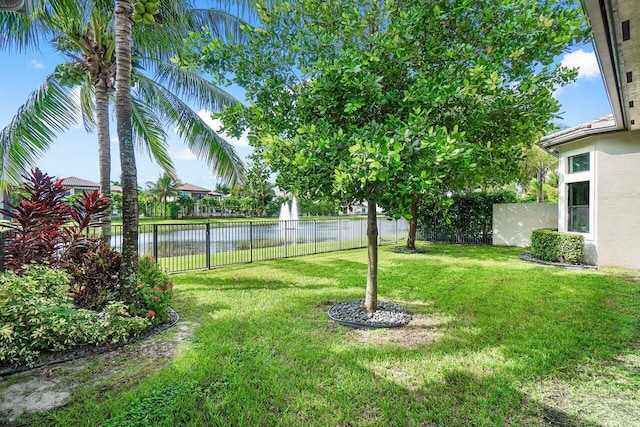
[95,81,112,239]
[537,171,545,203]
[365,198,378,313]
[406,198,418,251]
[115,0,139,305]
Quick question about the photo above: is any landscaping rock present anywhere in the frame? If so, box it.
[328,300,412,328]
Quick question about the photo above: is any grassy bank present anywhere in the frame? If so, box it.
[17,244,640,426]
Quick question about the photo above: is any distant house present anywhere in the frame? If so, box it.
[176,183,210,201]
[60,177,122,196]
[176,183,224,216]
[540,0,640,269]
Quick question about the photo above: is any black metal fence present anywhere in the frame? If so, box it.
[1,218,408,273]
[0,218,497,273]
[107,218,407,272]
[418,227,492,245]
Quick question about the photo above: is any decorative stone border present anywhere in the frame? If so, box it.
[0,308,180,378]
[328,300,412,329]
[519,252,597,270]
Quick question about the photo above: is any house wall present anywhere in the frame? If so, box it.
[594,132,640,269]
[492,203,558,247]
[555,130,640,269]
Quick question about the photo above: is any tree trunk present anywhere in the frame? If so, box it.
[115,0,139,305]
[406,198,418,251]
[537,170,545,203]
[365,198,378,313]
[95,81,112,239]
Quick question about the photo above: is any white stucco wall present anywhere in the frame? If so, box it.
[594,132,640,269]
[555,130,640,269]
[492,203,558,247]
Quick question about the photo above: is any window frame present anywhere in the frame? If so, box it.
[568,152,590,174]
[561,149,594,239]
[567,181,590,233]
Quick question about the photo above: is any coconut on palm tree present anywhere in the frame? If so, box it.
[0,0,249,238]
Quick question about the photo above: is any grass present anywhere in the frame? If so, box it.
[15,243,640,426]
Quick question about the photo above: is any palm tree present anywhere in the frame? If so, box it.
[0,0,248,238]
[520,146,559,203]
[114,0,137,300]
[146,173,179,218]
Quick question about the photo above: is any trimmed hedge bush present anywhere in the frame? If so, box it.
[530,228,584,264]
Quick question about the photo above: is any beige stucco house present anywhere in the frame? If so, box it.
[60,177,123,196]
[175,183,224,216]
[541,0,640,269]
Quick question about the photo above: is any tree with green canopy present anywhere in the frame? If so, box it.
[183,0,587,312]
[0,0,248,238]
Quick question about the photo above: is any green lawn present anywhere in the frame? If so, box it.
[23,244,640,426]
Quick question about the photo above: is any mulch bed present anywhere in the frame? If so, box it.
[518,252,597,270]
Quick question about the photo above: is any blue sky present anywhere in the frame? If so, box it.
[0,40,612,190]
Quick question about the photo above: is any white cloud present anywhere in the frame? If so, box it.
[560,49,600,79]
[197,109,250,147]
[28,59,44,69]
[170,148,198,160]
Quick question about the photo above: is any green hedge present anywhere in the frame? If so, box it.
[530,228,584,264]
[418,190,518,244]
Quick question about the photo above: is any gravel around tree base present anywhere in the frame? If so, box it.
[328,300,412,328]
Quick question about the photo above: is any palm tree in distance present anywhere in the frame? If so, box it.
[0,0,249,238]
[146,173,179,218]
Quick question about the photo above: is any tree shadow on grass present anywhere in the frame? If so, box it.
[173,274,298,292]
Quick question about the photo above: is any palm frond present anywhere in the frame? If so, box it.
[79,78,96,132]
[133,2,253,62]
[135,74,245,186]
[146,60,240,112]
[0,9,46,51]
[40,0,85,37]
[0,77,80,186]
[130,94,177,181]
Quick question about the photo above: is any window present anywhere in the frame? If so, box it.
[568,153,590,173]
[568,181,589,233]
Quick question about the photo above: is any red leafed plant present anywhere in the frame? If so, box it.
[0,169,118,309]
[0,169,73,270]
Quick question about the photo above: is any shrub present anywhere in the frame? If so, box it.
[68,242,123,310]
[0,265,149,367]
[137,255,173,326]
[530,228,584,264]
[0,168,109,272]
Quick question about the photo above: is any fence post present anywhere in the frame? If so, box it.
[338,219,342,250]
[395,219,398,244]
[0,230,5,272]
[250,221,253,263]
[206,223,211,269]
[284,222,288,257]
[314,220,317,254]
[152,224,158,262]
